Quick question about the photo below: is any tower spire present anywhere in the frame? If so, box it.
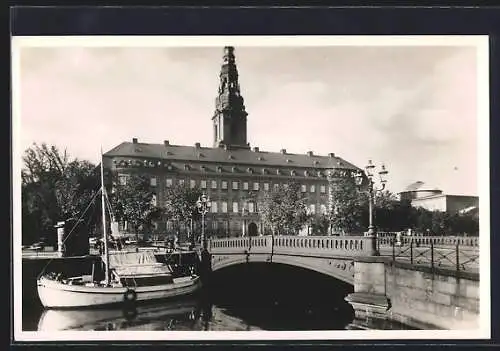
[212,46,249,149]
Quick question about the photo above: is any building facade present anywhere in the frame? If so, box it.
[103,47,362,239]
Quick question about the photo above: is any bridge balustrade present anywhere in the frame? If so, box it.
[209,235,376,257]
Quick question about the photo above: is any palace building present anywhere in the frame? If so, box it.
[103,46,362,239]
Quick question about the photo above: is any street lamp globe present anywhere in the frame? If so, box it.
[365,159,376,178]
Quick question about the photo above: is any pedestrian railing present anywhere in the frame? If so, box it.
[388,238,479,273]
[378,235,479,248]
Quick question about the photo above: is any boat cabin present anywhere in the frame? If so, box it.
[108,251,175,287]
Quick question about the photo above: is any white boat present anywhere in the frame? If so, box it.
[36,150,202,309]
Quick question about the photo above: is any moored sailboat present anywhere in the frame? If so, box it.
[36,150,202,309]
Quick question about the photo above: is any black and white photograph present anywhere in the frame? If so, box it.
[12,36,490,341]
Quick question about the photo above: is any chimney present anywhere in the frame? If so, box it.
[164,140,170,146]
[253,147,260,152]
[307,151,314,157]
[195,142,201,149]
[328,152,335,158]
[280,149,287,154]
[132,138,138,144]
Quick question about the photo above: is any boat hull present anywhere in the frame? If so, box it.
[37,276,202,309]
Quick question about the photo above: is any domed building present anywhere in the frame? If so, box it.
[399,181,478,214]
[398,181,443,202]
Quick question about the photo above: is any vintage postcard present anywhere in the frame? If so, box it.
[12,35,490,341]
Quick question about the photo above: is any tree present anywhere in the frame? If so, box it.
[163,184,202,242]
[21,143,99,245]
[259,182,309,235]
[328,177,367,234]
[110,174,163,241]
[308,214,330,236]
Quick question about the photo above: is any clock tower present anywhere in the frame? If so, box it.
[212,46,249,149]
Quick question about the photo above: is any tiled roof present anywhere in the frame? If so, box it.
[104,141,360,170]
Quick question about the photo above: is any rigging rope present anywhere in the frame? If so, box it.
[36,187,102,280]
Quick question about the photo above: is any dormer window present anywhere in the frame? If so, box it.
[262,168,268,175]
[217,166,223,173]
[247,167,253,174]
[290,170,296,176]
[228,155,234,160]
[304,170,309,177]
[200,165,206,171]
[317,171,323,177]
[257,156,264,161]
[286,159,292,163]
[276,169,281,175]
[232,166,237,173]
[184,164,190,171]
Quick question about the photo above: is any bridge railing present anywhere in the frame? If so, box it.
[273,236,375,257]
[209,235,376,257]
[385,238,479,273]
[377,235,479,248]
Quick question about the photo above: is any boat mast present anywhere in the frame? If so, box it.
[100,148,110,286]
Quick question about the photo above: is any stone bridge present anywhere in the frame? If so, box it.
[208,235,376,285]
[206,235,481,330]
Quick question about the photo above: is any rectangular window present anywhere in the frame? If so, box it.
[253,182,259,191]
[248,202,255,213]
[232,181,239,190]
[151,194,157,206]
[243,182,249,190]
[301,184,307,192]
[233,202,239,213]
[310,204,316,214]
[273,183,280,191]
[118,174,128,185]
[150,177,157,187]
[264,183,269,191]
[190,179,196,189]
[179,179,185,186]
[221,201,228,213]
[222,181,228,190]
[211,201,218,213]
[320,185,326,194]
[200,180,207,189]
[211,180,217,189]
[166,178,173,187]
[310,185,315,193]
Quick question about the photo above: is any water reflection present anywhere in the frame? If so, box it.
[36,296,266,332]
[37,298,201,331]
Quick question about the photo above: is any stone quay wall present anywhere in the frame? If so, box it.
[347,258,479,330]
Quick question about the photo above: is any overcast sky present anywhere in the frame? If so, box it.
[17,42,481,195]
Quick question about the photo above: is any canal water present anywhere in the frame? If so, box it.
[23,262,416,332]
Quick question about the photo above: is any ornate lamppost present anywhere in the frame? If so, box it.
[196,194,212,250]
[354,160,388,255]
